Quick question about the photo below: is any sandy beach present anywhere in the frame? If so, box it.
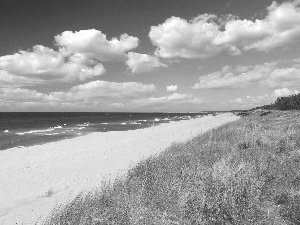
[0,113,239,225]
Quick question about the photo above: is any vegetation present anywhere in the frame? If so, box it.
[42,111,300,225]
[45,189,54,197]
[254,93,300,111]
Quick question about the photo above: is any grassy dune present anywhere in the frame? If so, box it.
[43,111,300,225]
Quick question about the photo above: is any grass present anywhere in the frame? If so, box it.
[45,189,54,197]
[42,111,300,225]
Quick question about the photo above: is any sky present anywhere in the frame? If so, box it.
[1,0,300,112]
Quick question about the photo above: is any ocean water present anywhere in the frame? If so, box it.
[0,112,208,151]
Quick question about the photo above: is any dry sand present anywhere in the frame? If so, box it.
[0,113,239,224]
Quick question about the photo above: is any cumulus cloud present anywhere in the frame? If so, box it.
[125,52,167,74]
[0,45,105,87]
[0,87,49,102]
[274,88,299,97]
[193,61,300,90]
[0,81,157,110]
[131,93,204,108]
[0,70,39,87]
[55,29,139,62]
[166,85,178,92]
[0,45,64,75]
[229,94,276,109]
[66,80,157,99]
[149,15,228,59]
[149,0,300,59]
[229,88,300,109]
[110,102,125,108]
[0,29,146,87]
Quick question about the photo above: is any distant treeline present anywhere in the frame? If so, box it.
[254,93,300,110]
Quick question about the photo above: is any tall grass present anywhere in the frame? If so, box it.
[42,111,300,225]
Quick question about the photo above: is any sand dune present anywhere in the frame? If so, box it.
[0,113,239,225]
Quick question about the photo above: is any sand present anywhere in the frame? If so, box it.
[0,113,239,224]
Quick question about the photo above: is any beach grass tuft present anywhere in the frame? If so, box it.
[45,189,54,198]
[42,111,300,225]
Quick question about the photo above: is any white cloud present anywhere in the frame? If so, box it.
[0,30,144,87]
[0,45,105,87]
[274,88,299,97]
[0,45,65,75]
[229,87,300,109]
[167,93,191,101]
[66,80,157,99]
[131,93,204,108]
[0,81,157,110]
[149,15,228,59]
[0,70,39,87]
[235,65,251,73]
[166,85,178,92]
[149,0,300,59]
[229,94,276,109]
[193,63,275,89]
[0,88,49,102]
[110,102,125,108]
[125,52,167,74]
[55,29,139,62]
[263,67,300,88]
[193,61,300,90]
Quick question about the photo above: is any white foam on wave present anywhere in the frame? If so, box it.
[179,116,192,120]
[3,130,9,133]
[136,120,146,123]
[43,133,60,136]
[77,123,90,127]
[16,128,55,135]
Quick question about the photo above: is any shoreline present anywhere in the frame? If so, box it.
[0,112,207,151]
[0,113,239,224]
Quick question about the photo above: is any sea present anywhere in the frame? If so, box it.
[0,112,209,151]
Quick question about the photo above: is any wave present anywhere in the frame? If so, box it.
[129,121,140,125]
[77,122,90,127]
[129,121,142,125]
[179,116,192,120]
[16,128,56,135]
[43,133,60,136]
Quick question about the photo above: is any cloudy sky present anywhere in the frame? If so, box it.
[1,0,300,112]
